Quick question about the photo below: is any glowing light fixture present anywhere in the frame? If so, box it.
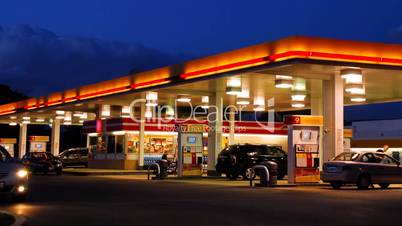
[145,100,158,107]
[101,105,110,117]
[22,116,30,120]
[55,115,64,119]
[345,84,365,94]
[122,106,130,114]
[275,75,293,89]
[350,95,366,102]
[63,121,72,125]
[9,122,17,126]
[253,105,265,111]
[22,120,30,124]
[64,112,72,121]
[237,97,250,105]
[79,120,84,124]
[226,77,242,95]
[146,92,158,101]
[56,110,65,115]
[341,69,363,84]
[10,116,17,120]
[73,112,83,117]
[36,118,45,122]
[80,113,88,119]
[291,92,306,101]
[145,107,152,118]
[177,94,191,103]
[291,102,305,108]
[201,96,209,109]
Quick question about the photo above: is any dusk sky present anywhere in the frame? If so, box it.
[1,0,402,95]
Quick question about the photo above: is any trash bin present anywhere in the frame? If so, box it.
[253,161,278,187]
[156,159,169,179]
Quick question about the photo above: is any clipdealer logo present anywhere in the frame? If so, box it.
[128,97,276,133]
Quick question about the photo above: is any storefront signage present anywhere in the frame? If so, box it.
[0,138,17,144]
[284,115,323,126]
[28,136,49,142]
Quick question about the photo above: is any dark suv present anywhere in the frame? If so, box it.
[59,148,89,168]
[216,144,287,180]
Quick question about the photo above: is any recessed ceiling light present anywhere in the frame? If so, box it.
[291,101,305,108]
[253,105,265,111]
[291,94,306,101]
[350,96,366,102]
[177,94,191,103]
[275,79,293,89]
[341,69,363,84]
[237,97,250,105]
[9,122,17,126]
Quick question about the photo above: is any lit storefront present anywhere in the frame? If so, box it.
[83,118,287,169]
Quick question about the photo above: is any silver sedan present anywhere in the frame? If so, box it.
[321,151,402,189]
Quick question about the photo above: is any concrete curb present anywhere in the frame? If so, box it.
[0,211,27,226]
[62,171,147,176]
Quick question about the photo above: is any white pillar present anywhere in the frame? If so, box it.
[18,123,27,158]
[228,107,235,145]
[310,79,324,169]
[51,118,61,156]
[207,91,223,176]
[138,100,145,168]
[323,73,344,162]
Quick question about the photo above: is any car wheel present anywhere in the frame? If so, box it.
[357,175,371,190]
[379,183,390,189]
[242,168,256,180]
[330,182,343,189]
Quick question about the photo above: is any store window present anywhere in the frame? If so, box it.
[107,135,116,153]
[116,135,124,154]
[126,134,139,154]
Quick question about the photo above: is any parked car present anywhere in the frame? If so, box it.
[322,151,402,189]
[22,152,63,175]
[0,146,29,201]
[59,148,89,167]
[216,144,287,180]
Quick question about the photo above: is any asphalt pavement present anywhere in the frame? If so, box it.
[1,175,402,226]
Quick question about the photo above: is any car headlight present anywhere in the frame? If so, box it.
[16,169,28,178]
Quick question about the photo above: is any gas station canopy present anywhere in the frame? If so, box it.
[1,36,402,122]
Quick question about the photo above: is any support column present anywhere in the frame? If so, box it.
[138,100,145,168]
[207,91,223,176]
[51,118,61,156]
[228,107,235,145]
[310,79,324,169]
[323,73,344,162]
[18,123,27,158]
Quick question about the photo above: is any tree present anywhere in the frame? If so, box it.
[0,84,27,105]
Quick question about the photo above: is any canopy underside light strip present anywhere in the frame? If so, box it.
[180,51,402,80]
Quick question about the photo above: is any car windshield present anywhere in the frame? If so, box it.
[333,152,359,161]
[0,146,14,163]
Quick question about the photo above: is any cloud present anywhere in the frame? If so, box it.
[0,24,189,96]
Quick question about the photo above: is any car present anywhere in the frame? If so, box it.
[59,147,89,167]
[216,144,287,180]
[322,151,402,189]
[22,152,63,175]
[0,146,29,201]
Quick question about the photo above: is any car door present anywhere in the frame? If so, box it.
[360,153,383,183]
[79,149,89,165]
[376,153,402,184]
